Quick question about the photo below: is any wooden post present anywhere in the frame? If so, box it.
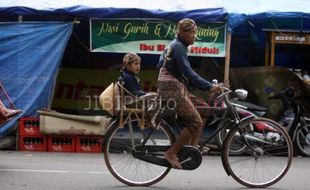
[224,33,232,86]
[270,32,275,67]
[265,32,270,66]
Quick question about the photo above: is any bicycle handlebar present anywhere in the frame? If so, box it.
[213,85,231,100]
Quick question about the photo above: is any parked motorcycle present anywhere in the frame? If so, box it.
[268,87,310,156]
[214,92,268,153]
[221,87,310,157]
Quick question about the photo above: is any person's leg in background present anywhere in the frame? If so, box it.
[0,100,7,117]
[0,99,22,118]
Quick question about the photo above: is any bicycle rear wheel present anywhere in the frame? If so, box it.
[222,118,293,188]
[103,119,175,186]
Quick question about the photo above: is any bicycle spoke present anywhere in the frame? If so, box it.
[104,120,174,186]
[222,118,293,188]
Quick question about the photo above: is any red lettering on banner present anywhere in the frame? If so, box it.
[140,43,154,51]
[156,44,166,51]
[190,46,219,54]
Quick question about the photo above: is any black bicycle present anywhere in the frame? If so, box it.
[102,85,293,188]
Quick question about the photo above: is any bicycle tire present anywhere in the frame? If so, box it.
[222,117,293,188]
[215,121,229,150]
[216,123,247,155]
[216,118,253,155]
[103,119,175,186]
[295,119,310,157]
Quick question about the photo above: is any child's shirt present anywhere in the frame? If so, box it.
[119,68,146,97]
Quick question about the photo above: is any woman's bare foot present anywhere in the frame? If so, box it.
[189,143,199,148]
[5,109,22,118]
[164,152,182,169]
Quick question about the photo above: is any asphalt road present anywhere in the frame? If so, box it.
[0,151,309,190]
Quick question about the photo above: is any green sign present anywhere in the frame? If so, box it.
[90,19,226,57]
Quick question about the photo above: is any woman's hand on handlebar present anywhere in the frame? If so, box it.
[210,85,222,94]
[207,85,222,102]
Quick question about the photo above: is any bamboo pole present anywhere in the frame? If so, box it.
[224,33,232,86]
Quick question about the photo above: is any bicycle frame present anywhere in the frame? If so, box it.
[198,116,255,152]
[138,86,257,153]
[104,85,258,154]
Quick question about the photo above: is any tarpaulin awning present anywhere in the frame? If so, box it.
[0,22,73,137]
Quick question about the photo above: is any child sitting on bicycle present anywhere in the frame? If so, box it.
[118,52,160,128]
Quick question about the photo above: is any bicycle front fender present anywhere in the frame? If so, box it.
[220,116,255,176]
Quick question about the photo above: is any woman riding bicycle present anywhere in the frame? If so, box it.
[157,18,220,169]
[103,21,293,186]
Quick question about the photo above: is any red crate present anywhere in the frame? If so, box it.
[76,135,103,153]
[19,135,47,152]
[47,135,76,152]
[19,117,41,136]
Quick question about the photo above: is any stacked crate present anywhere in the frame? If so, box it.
[18,117,103,153]
[47,135,76,152]
[76,135,103,153]
[18,117,47,151]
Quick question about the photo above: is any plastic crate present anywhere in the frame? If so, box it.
[76,135,103,153]
[19,135,47,151]
[19,117,41,136]
[47,135,76,152]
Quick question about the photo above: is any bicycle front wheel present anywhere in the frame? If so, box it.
[295,118,310,157]
[222,117,293,188]
[103,119,175,186]
[216,122,247,155]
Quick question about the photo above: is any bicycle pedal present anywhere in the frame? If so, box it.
[200,146,210,155]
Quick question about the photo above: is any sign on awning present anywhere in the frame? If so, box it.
[90,19,226,57]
